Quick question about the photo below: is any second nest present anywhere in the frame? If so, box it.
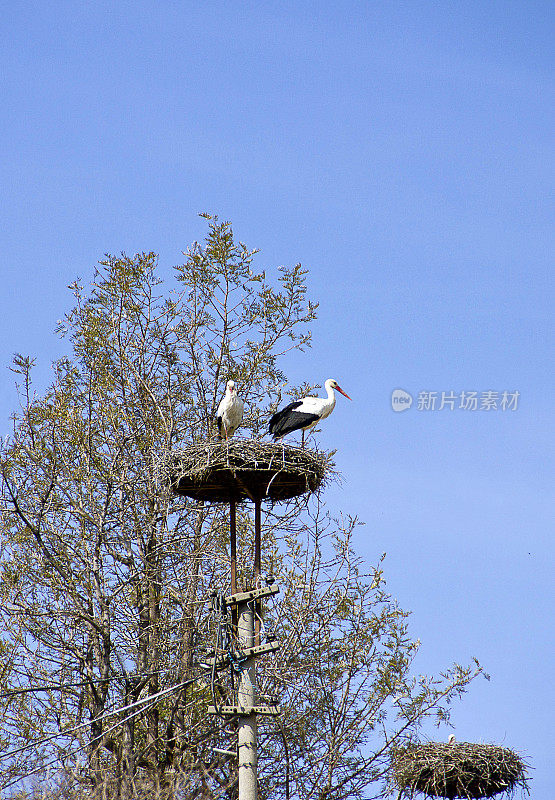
[391,741,529,799]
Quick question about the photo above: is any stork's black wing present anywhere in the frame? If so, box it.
[269,401,302,432]
[216,415,223,437]
[269,401,319,438]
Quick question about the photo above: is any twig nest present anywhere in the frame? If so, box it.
[165,439,334,502]
[391,742,529,799]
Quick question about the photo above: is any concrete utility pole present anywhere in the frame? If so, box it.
[237,601,257,800]
[174,441,321,800]
[207,585,280,800]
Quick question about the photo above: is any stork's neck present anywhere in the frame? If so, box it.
[324,381,336,407]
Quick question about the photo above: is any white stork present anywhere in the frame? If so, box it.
[216,380,244,440]
[269,379,351,446]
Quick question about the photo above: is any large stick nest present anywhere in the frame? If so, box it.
[162,438,334,503]
[391,742,529,799]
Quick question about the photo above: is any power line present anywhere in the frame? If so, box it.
[0,676,200,763]
[0,670,168,699]
[2,704,237,794]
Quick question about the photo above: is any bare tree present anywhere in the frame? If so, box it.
[0,216,482,799]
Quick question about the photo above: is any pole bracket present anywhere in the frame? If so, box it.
[208,705,280,716]
[225,584,279,606]
[205,639,279,670]
[239,640,280,658]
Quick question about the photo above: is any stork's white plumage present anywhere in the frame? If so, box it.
[448,734,456,745]
[216,380,244,440]
[269,378,351,446]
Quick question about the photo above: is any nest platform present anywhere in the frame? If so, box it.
[165,439,333,503]
[391,742,529,799]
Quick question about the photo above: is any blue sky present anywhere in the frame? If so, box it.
[1,1,553,796]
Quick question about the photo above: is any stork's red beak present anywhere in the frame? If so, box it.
[336,386,351,400]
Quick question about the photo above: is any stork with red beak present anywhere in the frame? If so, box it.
[269,379,351,446]
[216,380,244,440]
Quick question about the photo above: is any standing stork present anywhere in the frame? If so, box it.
[216,380,244,440]
[269,378,351,446]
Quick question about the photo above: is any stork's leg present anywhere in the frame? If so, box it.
[301,430,305,448]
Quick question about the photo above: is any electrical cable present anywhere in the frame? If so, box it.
[0,676,200,763]
[210,610,222,716]
[0,669,170,699]
[1,700,230,794]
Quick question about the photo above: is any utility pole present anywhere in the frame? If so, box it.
[237,599,257,799]
[172,439,325,799]
[208,585,280,800]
